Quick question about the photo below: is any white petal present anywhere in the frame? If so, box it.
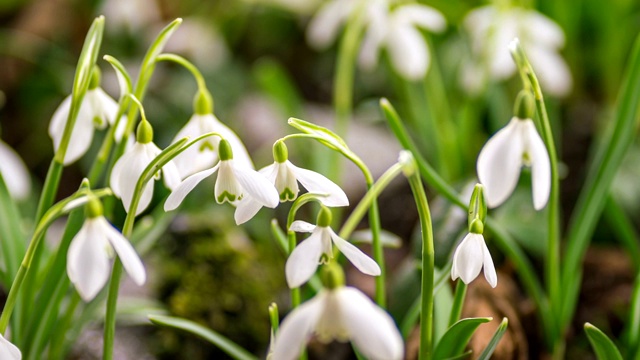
[234,197,263,225]
[49,94,96,165]
[526,45,572,97]
[306,0,353,49]
[110,143,154,215]
[523,10,565,48]
[0,333,21,360]
[161,160,182,191]
[171,114,218,178]
[451,233,485,285]
[99,217,146,285]
[289,220,316,233]
[357,3,387,71]
[522,119,551,210]
[329,228,380,276]
[386,25,429,80]
[488,15,518,80]
[164,165,218,211]
[258,162,279,183]
[0,141,30,200]
[477,117,525,208]
[289,162,348,207]
[274,162,299,201]
[210,114,254,169]
[337,287,404,360]
[272,292,325,360]
[93,88,119,126]
[393,4,446,32]
[215,161,243,204]
[285,230,324,288]
[482,239,497,288]
[67,220,111,302]
[231,162,279,208]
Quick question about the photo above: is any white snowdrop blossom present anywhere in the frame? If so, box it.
[272,286,404,360]
[67,203,146,302]
[477,117,550,210]
[451,232,497,288]
[171,113,253,179]
[462,5,571,96]
[286,219,380,288]
[110,127,181,215]
[49,87,119,165]
[164,139,279,224]
[0,140,30,200]
[0,333,21,360]
[307,0,446,80]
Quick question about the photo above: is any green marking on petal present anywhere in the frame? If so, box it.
[93,116,105,127]
[280,188,296,202]
[199,141,215,152]
[216,191,236,204]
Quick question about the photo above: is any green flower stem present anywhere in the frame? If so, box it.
[0,188,111,335]
[103,134,206,359]
[448,281,467,327]
[510,42,562,328]
[156,53,207,92]
[381,98,555,345]
[281,130,388,307]
[47,293,80,359]
[628,273,640,359]
[405,162,435,360]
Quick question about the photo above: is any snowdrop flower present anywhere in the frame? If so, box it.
[273,264,403,360]
[67,198,146,302]
[234,141,349,223]
[476,92,550,210]
[49,68,119,165]
[0,333,21,360]
[451,229,497,288]
[308,0,446,80]
[110,120,180,215]
[462,5,571,96]
[171,90,253,179]
[164,139,279,223]
[286,206,380,288]
[0,140,30,200]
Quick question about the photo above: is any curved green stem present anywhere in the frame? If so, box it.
[156,53,207,91]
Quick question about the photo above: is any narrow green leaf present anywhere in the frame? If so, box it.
[270,219,288,254]
[148,315,257,360]
[477,318,509,360]
[103,55,132,99]
[584,323,623,360]
[433,317,492,360]
[627,274,640,359]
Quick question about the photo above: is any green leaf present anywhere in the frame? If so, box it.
[287,117,349,151]
[148,315,257,360]
[103,55,132,99]
[477,318,509,360]
[584,323,623,360]
[433,317,492,360]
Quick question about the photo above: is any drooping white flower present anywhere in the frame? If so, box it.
[164,139,279,223]
[451,232,497,288]
[49,80,120,165]
[272,286,403,360]
[0,140,30,200]
[110,120,180,215]
[171,113,253,179]
[0,333,21,360]
[461,5,571,96]
[234,141,349,224]
[477,117,550,210]
[307,0,446,80]
[286,207,380,288]
[67,199,146,302]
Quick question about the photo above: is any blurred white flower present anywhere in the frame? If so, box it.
[110,139,180,216]
[164,139,279,224]
[451,232,497,288]
[0,140,30,200]
[286,220,380,288]
[100,0,161,33]
[49,87,118,165]
[0,333,21,360]
[307,0,445,80]
[477,117,550,210]
[67,210,146,302]
[462,5,572,96]
[163,18,229,71]
[272,286,403,360]
[171,114,253,180]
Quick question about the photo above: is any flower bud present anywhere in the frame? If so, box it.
[316,206,332,228]
[218,139,234,161]
[320,262,345,290]
[136,120,154,144]
[89,67,101,90]
[273,141,288,163]
[85,197,104,219]
[193,89,214,115]
[514,90,535,120]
